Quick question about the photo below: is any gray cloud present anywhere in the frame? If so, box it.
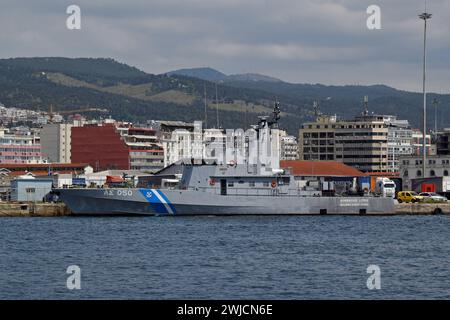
[0,0,448,92]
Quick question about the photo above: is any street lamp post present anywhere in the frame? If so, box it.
[419,11,432,177]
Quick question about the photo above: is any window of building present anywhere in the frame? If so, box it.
[444,170,449,176]
[417,170,422,177]
[404,170,409,177]
[430,170,436,177]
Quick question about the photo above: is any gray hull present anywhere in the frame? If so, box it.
[55,188,395,216]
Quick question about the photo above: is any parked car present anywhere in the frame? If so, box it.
[397,191,424,203]
[419,192,448,203]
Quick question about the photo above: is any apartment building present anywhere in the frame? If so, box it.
[0,127,44,164]
[436,129,450,155]
[40,123,73,163]
[299,114,390,172]
[299,115,336,162]
[412,129,434,156]
[163,119,282,173]
[280,134,299,160]
[71,122,164,172]
[382,116,413,172]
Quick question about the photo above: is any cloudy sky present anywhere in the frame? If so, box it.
[0,0,449,92]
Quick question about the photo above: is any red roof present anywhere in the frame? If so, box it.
[8,171,52,177]
[0,163,89,170]
[366,172,400,178]
[280,160,365,177]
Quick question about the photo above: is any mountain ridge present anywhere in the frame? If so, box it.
[0,57,449,134]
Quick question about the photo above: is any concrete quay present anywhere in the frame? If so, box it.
[0,202,70,217]
[394,202,450,215]
[0,202,449,216]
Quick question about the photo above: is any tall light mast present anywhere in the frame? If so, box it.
[419,9,432,177]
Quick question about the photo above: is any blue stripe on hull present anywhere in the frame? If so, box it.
[138,189,176,215]
[155,189,177,214]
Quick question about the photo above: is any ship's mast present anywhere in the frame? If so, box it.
[215,83,219,128]
[204,83,208,129]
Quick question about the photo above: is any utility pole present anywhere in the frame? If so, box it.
[433,98,438,138]
[419,7,432,177]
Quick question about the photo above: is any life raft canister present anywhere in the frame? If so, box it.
[271,180,277,188]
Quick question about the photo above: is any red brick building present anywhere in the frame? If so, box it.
[71,124,130,171]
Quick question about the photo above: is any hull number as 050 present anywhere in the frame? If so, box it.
[117,190,133,197]
[103,190,133,197]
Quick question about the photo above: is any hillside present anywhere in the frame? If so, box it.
[0,58,449,135]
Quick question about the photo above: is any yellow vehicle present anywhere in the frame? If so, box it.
[397,191,424,203]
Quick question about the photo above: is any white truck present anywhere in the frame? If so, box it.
[375,177,396,198]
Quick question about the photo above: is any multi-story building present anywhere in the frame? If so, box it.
[71,122,164,172]
[163,124,227,167]
[122,127,164,172]
[163,119,282,173]
[436,128,450,155]
[299,114,389,172]
[383,116,413,172]
[399,155,450,190]
[163,129,195,167]
[280,134,298,160]
[71,123,130,171]
[335,115,389,173]
[299,115,336,161]
[40,123,73,163]
[0,127,44,164]
[411,129,434,156]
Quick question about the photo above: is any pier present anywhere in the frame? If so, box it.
[1,202,450,217]
[0,202,70,217]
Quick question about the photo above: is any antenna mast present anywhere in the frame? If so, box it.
[363,95,369,116]
[204,83,208,129]
[215,83,219,128]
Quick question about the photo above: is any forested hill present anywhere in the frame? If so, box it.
[0,57,448,134]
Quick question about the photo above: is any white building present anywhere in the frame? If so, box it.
[163,119,282,173]
[163,129,194,167]
[384,116,413,172]
[280,134,298,160]
[399,155,450,190]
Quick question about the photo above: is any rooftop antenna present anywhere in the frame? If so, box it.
[313,100,320,118]
[363,95,369,116]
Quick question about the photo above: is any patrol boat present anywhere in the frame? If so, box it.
[55,104,395,216]
[55,160,395,216]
